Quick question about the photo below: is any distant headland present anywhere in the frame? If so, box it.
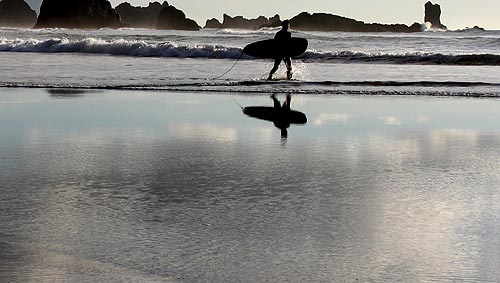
[115,1,199,30]
[0,0,485,32]
[32,0,200,29]
[205,14,281,30]
[289,12,421,33]
[34,0,123,29]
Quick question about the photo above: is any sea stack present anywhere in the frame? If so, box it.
[424,1,447,30]
[34,0,122,29]
[156,4,200,30]
[115,1,168,29]
[0,0,38,27]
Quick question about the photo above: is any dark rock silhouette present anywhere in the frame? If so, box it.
[457,26,485,32]
[156,4,200,30]
[424,1,447,30]
[289,12,421,33]
[470,25,485,31]
[115,1,168,28]
[205,18,223,29]
[259,15,281,28]
[0,0,37,27]
[204,14,281,30]
[34,0,123,29]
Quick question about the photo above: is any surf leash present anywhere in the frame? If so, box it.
[231,97,244,109]
[211,50,244,80]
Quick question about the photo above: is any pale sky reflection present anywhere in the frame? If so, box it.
[168,122,237,142]
[314,113,351,125]
[417,116,431,123]
[364,130,486,279]
[380,116,402,126]
[430,128,478,148]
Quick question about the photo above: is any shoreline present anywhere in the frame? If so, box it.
[1,85,500,99]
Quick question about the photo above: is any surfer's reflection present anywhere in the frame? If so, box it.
[242,94,307,140]
[271,94,291,138]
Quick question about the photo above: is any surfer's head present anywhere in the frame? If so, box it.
[281,20,290,30]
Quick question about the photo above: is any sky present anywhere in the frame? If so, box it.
[24,0,500,30]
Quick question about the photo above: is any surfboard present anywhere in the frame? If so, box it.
[243,38,308,59]
[242,106,307,124]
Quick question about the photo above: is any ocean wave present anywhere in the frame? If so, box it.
[2,37,500,65]
[215,28,278,35]
[0,37,244,59]
[299,50,500,65]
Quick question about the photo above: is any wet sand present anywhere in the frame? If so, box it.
[1,88,500,282]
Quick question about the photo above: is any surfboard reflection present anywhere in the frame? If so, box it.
[242,94,307,140]
[46,88,102,98]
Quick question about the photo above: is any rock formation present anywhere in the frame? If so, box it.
[0,0,38,27]
[424,1,447,30]
[470,26,485,31]
[457,26,485,32]
[156,4,200,30]
[205,18,223,29]
[289,12,421,33]
[34,0,123,28]
[204,14,281,30]
[115,1,168,28]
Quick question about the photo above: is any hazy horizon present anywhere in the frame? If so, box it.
[22,0,500,30]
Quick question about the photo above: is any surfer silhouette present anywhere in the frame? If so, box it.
[271,94,291,138]
[268,20,292,80]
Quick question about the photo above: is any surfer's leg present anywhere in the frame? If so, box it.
[268,58,281,80]
[284,57,292,80]
[282,94,291,111]
[271,94,280,108]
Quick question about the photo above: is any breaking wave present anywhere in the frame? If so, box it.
[2,37,500,65]
[0,37,244,59]
[215,28,278,35]
[299,50,500,65]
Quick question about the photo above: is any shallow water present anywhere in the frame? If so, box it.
[1,88,500,282]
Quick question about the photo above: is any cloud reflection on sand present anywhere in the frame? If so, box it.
[417,116,431,123]
[380,116,402,126]
[430,128,478,147]
[2,90,500,282]
[168,123,237,142]
[313,113,351,125]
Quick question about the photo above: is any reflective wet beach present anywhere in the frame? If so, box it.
[1,88,499,282]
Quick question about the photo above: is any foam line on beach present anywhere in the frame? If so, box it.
[3,80,500,88]
[2,80,500,98]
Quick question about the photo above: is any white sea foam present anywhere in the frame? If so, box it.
[215,28,278,35]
